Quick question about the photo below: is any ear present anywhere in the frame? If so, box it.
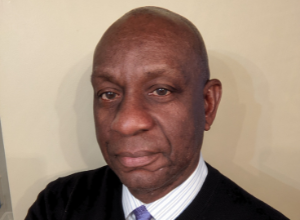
[203,79,222,131]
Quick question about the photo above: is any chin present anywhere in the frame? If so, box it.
[119,168,171,191]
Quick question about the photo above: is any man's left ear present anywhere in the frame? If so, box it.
[203,79,222,131]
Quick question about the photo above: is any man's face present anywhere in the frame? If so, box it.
[92,32,205,195]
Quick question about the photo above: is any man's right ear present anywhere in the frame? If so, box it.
[203,79,222,131]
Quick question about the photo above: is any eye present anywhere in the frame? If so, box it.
[151,88,171,96]
[100,91,118,101]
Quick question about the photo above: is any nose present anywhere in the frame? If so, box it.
[111,96,155,136]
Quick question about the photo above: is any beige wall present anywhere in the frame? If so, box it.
[1,0,299,219]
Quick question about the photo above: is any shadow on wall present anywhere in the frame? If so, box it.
[18,54,103,219]
[55,53,105,171]
[203,51,300,219]
[13,158,46,219]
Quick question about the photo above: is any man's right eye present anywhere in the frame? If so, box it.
[100,91,118,101]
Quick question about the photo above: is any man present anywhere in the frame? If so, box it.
[26,6,288,220]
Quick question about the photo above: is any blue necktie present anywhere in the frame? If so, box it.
[133,205,152,220]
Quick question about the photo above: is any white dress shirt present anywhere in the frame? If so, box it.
[122,153,208,220]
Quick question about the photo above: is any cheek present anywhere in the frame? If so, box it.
[154,102,199,150]
[160,97,204,156]
[93,106,113,151]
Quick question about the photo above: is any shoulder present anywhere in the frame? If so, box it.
[25,165,121,219]
[177,163,289,220]
[204,164,289,220]
[40,165,115,196]
[47,165,115,190]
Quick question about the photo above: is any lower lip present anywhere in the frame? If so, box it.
[118,154,159,168]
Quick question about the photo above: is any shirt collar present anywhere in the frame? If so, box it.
[122,153,208,220]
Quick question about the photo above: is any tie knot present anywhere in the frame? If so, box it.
[133,205,152,220]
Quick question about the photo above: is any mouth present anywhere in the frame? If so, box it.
[116,151,160,168]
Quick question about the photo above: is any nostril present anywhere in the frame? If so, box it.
[111,109,154,136]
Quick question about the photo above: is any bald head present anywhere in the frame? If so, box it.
[94,6,210,83]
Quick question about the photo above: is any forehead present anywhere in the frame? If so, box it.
[93,36,199,84]
[97,37,185,65]
[92,13,203,84]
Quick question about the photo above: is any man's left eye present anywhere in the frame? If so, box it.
[151,88,171,96]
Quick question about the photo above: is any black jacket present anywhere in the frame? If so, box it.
[26,163,289,220]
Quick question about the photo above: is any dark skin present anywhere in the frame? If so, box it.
[91,7,222,203]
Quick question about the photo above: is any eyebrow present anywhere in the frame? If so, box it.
[145,69,169,78]
[91,69,119,84]
[91,66,186,84]
[144,68,188,85]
